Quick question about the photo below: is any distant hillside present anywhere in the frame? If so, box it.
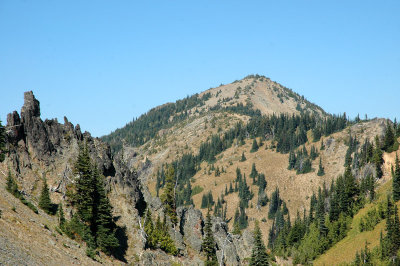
[101,74,326,154]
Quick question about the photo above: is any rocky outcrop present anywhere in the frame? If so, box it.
[178,206,204,252]
[176,206,253,265]
[6,91,114,177]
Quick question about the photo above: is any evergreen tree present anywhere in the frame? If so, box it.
[367,174,375,201]
[237,206,248,229]
[393,153,400,202]
[373,137,384,179]
[58,203,65,230]
[392,205,400,252]
[201,193,208,209]
[0,120,5,162]
[320,139,325,150]
[202,209,218,265]
[316,188,327,236]
[232,220,241,235]
[161,165,178,225]
[39,178,52,214]
[268,187,281,219]
[344,147,352,167]
[6,170,18,196]
[72,144,119,255]
[344,165,359,215]
[257,173,267,193]
[250,163,258,184]
[250,221,269,266]
[310,145,318,160]
[240,151,246,162]
[144,208,157,249]
[288,150,296,170]
[383,122,395,152]
[251,138,259,153]
[94,167,119,254]
[74,144,94,224]
[317,157,325,176]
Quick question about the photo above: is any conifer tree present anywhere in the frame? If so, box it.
[144,208,157,249]
[393,153,400,202]
[74,144,94,224]
[251,139,259,153]
[39,178,52,214]
[317,157,325,176]
[250,163,258,184]
[250,221,269,266]
[316,188,327,236]
[383,122,395,152]
[6,170,18,196]
[58,203,65,230]
[392,205,400,252]
[367,174,375,201]
[232,220,241,235]
[240,151,246,162]
[73,144,119,255]
[161,165,178,225]
[288,150,296,170]
[320,139,325,150]
[202,209,218,265]
[94,167,119,254]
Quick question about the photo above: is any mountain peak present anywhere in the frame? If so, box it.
[200,74,325,117]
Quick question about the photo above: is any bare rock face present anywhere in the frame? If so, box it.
[178,206,204,252]
[4,91,145,220]
[176,206,251,265]
[19,91,54,159]
[6,91,115,176]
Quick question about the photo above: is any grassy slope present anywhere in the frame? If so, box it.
[314,180,393,265]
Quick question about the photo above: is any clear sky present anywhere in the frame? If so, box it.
[1,1,399,137]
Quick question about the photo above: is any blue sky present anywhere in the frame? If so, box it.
[1,1,399,137]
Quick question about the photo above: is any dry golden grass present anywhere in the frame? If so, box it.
[147,119,388,246]
[315,180,394,266]
[190,135,345,243]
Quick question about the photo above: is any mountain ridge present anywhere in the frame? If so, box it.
[101,74,327,154]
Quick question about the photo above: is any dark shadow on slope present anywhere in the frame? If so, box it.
[112,225,128,262]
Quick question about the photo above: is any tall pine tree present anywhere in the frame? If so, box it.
[202,209,218,265]
[250,221,269,266]
[39,178,53,214]
[73,144,119,255]
[317,157,325,176]
[161,165,178,225]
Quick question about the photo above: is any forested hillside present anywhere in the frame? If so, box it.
[100,75,400,264]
